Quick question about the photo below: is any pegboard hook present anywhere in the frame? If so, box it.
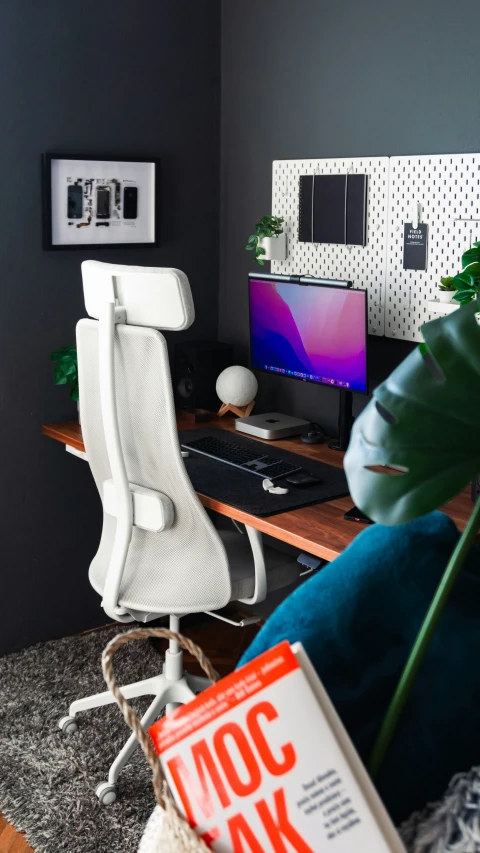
[411,201,421,230]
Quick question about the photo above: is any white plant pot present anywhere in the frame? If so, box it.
[437,290,454,303]
[257,232,287,262]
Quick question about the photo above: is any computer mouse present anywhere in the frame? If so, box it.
[301,423,326,444]
[285,472,322,487]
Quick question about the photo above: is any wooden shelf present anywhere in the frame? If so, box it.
[427,299,459,315]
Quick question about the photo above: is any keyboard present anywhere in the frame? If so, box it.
[181,435,302,480]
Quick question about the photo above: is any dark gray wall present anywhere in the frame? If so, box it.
[0,0,220,654]
[220,0,480,433]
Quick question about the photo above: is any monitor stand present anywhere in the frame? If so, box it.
[328,389,354,452]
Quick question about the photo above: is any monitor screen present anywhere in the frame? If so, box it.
[249,277,368,394]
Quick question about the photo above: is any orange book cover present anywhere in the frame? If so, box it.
[150,641,405,853]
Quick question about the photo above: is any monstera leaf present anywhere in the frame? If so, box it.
[344,300,480,525]
[344,299,480,777]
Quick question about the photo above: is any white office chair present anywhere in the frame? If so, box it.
[58,260,302,804]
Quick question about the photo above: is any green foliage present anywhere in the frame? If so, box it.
[345,299,480,778]
[344,299,480,525]
[51,346,79,402]
[245,215,284,265]
[451,241,480,304]
[438,276,456,292]
[452,271,479,305]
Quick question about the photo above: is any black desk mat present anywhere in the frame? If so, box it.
[179,427,349,518]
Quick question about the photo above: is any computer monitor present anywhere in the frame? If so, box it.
[248,275,368,394]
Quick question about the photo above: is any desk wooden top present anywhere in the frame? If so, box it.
[42,415,475,562]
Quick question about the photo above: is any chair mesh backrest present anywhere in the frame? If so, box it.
[76,318,232,614]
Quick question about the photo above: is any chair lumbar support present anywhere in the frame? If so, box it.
[103,479,175,533]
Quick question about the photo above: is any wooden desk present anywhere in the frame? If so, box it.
[42,415,475,562]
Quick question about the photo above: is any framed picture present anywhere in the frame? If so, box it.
[42,153,160,249]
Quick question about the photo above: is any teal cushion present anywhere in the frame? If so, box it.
[238,511,480,822]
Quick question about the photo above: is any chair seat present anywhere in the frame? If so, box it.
[89,525,301,617]
[219,530,301,601]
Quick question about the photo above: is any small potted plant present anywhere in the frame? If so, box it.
[51,346,79,419]
[245,215,286,265]
[437,276,457,303]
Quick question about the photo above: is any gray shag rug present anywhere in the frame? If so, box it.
[0,625,162,853]
[2,624,480,853]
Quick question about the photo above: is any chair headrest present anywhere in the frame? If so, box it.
[81,260,195,331]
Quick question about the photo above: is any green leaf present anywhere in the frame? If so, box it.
[344,300,480,525]
[256,246,266,256]
[461,246,480,269]
[51,350,66,362]
[51,346,77,361]
[462,261,480,280]
[452,271,477,290]
[453,290,476,304]
[256,258,265,266]
[51,345,78,404]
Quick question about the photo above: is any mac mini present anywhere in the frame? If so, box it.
[235,412,310,440]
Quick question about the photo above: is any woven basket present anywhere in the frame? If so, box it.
[102,627,219,853]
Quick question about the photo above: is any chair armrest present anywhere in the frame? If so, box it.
[238,525,268,605]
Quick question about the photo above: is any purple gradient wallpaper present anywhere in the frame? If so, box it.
[249,279,368,393]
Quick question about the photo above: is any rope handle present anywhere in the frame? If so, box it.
[101,627,219,810]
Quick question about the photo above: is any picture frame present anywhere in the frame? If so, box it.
[42,153,160,250]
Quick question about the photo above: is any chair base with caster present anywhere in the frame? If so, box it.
[58,616,210,803]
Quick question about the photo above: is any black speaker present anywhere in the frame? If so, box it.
[173,341,234,412]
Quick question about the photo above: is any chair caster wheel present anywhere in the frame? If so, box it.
[96,782,117,805]
[58,715,78,734]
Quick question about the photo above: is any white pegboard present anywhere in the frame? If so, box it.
[271,157,390,336]
[386,154,480,341]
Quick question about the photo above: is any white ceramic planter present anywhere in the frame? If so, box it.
[257,232,287,262]
[437,290,454,303]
